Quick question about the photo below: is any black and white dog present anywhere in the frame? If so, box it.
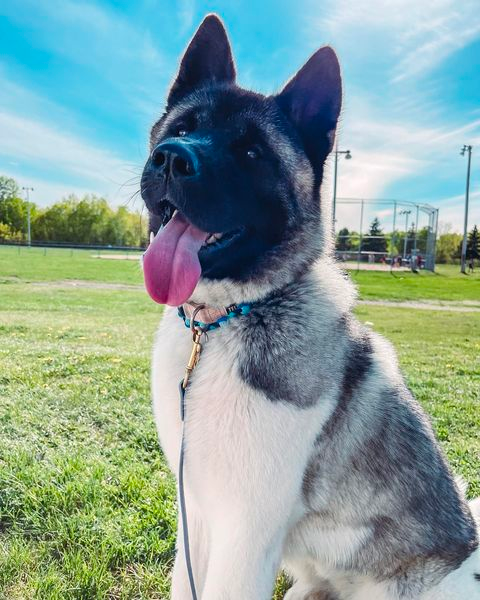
[141,15,480,599]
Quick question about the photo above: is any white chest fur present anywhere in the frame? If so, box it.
[151,307,337,599]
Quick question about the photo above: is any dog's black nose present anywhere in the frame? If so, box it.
[151,139,199,178]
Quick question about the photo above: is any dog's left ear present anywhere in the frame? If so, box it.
[276,47,342,164]
[167,14,236,107]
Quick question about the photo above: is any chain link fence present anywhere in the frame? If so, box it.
[334,198,439,271]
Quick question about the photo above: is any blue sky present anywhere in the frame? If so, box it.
[0,0,479,232]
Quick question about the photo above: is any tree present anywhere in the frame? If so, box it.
[336,227,352,251]
[467,225,480,261]
[362,217,387,253]
[0,176,19,201]
[0,175,148,246]
[0,196,30,234]
[32,194,147,246]
[436,233,462,264]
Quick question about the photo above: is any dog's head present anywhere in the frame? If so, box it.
[141,14,341,306]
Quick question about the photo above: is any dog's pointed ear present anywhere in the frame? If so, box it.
[276,47,342,163]
[167,14,236,107]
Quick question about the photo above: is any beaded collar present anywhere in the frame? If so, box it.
[178,301,252,331]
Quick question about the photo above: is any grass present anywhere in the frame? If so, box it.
[0,246,143,285]
[0,247,479,599]
[349,263,480,302]
[1,245,479,302]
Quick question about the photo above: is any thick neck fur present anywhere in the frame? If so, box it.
[190,254,356,317]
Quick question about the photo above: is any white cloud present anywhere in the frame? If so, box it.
[0,0,167,118]
[436,190,480,232]
[312,0,480,83]
[178,0,196,36]
[300,0,480,233]
[0,110,141,206]
[325,108,480,232]
[1,171,94,206]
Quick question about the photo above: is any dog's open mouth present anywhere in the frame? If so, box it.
[156,198,242,251]
[143,199,242,306]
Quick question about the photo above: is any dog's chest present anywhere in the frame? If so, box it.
[152,309,262,494]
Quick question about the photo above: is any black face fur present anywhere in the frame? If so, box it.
[141,14,342,284]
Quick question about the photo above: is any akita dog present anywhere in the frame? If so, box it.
[141,14,480,600]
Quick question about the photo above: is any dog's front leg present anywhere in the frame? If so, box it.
[196,401,320,600]
[200,518,284,600]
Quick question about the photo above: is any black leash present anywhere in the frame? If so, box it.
[178,381,199,600]
[177,308,205,600]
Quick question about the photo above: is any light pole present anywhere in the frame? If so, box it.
[399,209,411,260]
[332,147,352,227]
[460,145,472,274]
[22,186,34,247]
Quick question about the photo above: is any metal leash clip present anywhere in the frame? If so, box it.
[182,304,206,390]
[182,328,203,389]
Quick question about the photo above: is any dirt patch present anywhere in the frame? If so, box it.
[7,278,480,311]
[358,299,480,312]
[91,254,143,261]
[30,279,144,292]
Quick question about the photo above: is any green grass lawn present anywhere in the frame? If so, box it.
[1,244,479,302]
[349,263,480,302]
[0,246,144,285]
[0,248,479,599]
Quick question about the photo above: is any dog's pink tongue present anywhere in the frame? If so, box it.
[143,212,208,306]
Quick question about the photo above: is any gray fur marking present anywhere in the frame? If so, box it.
[238,276,345,408]
[300,367,478,592]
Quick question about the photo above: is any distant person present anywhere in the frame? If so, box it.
[411,254,418,273]
[468,257,474,273]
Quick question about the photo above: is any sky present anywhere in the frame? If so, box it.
[0,0,479,233]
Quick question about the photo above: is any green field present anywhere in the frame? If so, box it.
[0,246,479,599]
[350,266,480,302]
[0,246,144,285]
[1,245,479,302]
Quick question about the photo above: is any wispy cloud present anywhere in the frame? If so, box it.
[304,0,480,231]
[312,0,480,83]
[0,0,168,118]
[0,109,139,205]
[436,190,480,231]
[1,0,478,232]
[178,0,196,36]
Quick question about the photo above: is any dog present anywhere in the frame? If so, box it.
[140,14,480,599]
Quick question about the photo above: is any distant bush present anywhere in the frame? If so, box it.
[0,176,147,246]
[33,195,147,246]
[435,233,462,264]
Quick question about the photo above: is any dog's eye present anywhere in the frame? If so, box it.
[246,147,260,159]
[174,123,189,137]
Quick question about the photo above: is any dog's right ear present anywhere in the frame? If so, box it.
[167,14,236,108]
[276,47,342,165]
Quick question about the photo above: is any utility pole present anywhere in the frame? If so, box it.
[332,146,352,228]
[400,209,411,260]
[460,145,472,274]
[22,186,34,247]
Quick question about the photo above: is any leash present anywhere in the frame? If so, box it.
[177,301,252,599]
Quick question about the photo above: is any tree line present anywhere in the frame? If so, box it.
[336,217,479,264]
[1,175,479,262]
[0,176,148,247]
